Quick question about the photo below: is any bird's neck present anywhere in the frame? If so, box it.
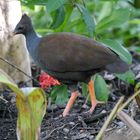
[25,28,41,54]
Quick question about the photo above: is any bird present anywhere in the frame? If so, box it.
[13,14,129,117]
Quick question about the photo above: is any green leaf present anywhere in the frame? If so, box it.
[16,87,47,140]
[81,82,88,98]
[20,0,47,6]
[101,39,132,64]
[54,5,73,32]
[135,82,140,91]
[46,0,67,13]
[97,2,113,22]
[77,4,95,37]
[51,6,65,29]
[116,70,135,84]
[0,71,47,140]
[96,8,130,33]
[129,19,140,24]
[0,70,24,98]
[92,74,109,102]
[51,85,68,105]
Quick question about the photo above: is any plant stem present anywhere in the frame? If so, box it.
[117,89,140,113]
[95,96,124,140]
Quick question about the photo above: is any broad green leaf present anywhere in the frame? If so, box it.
[97,2,112,22]
[46,0,67,13]
[77,4,95,37]
[92,74,109,102]
[51,6,65,29]
[54,5,73,31]
[101,39,132,64]
[116,70,135,84]
[96,8,130,33]
[51,85,68,105]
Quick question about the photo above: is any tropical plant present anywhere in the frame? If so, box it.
[0,70,47,140]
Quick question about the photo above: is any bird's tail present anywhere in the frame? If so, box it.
[105,58,129,74]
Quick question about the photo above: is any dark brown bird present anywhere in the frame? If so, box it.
[13,14,129,116]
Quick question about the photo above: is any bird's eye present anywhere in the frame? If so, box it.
[18,26,24,30]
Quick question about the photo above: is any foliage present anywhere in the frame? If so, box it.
[93,74,109,102]
[0,70,47,140]
[50,85,69,105]
[19,0,139,104]
[116,70,135,85]
[101,39,132,64]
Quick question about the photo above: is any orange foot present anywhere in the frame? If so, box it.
[62,91,79,117]
[62,80,98,117]
[88,80,98,114]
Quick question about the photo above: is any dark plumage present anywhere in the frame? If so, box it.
[13,14,129,116]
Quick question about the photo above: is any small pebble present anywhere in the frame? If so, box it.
[80,129,84,133]
[41,132,46,137]
[117,121,124,128]
[64,136,68,139]
[89,135,94,140]
[101,110,106,113]
[69,122,75,125]
[63,128,69,133]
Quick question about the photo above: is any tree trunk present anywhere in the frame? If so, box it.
[0,0,32,86]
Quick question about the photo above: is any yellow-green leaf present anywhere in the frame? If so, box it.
[0,70,24,98]
[17,87,47,140]
[0,72,47,140]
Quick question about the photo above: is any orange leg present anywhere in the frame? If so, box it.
[88,80,97,113]
[62,91,79,117]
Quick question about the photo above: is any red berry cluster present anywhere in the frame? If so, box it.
[39,72,60,88]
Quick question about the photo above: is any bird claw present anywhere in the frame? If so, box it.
[61,112,69,117]
[83,102,97,115]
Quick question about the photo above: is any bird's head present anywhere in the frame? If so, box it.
[13,14,32,36]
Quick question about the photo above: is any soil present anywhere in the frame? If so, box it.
[0,51,140,140]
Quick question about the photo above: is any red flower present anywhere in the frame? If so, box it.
[39,72,60,89]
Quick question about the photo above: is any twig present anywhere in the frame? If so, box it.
[84,111,111,123]
[70,122,80,131]
[95,96,124,140]
[78,116,87,128]
[42,124,66,139]
[117,89,140,113]
[0,57,40,85]
[0,96,8,103]
[117,111,140,137]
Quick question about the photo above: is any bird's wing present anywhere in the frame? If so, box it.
[37,33,118,72]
